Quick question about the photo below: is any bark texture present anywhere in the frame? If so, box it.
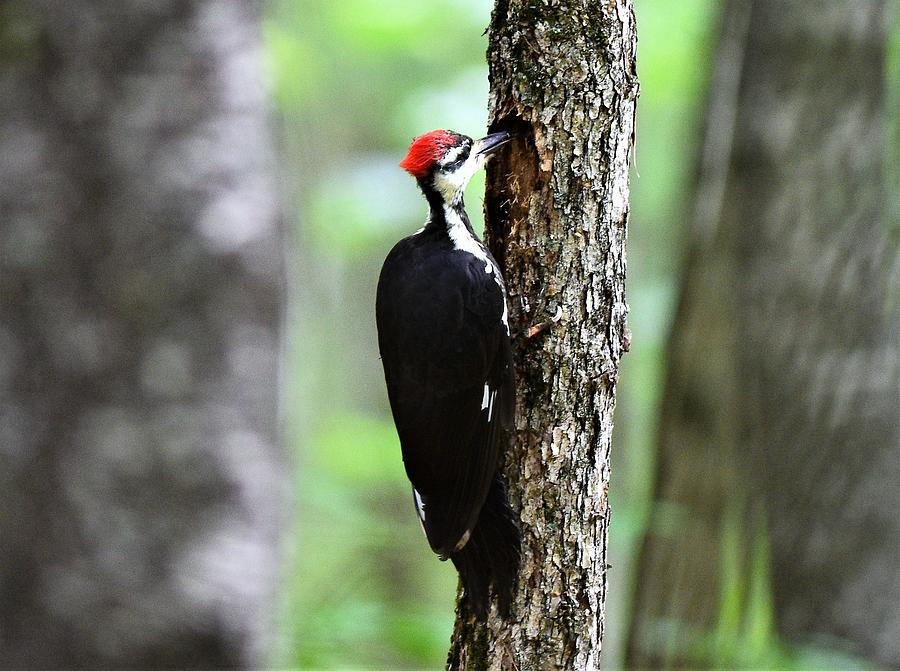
[447,1,637,668]
[627,1,900,667]
[0,1,286,667]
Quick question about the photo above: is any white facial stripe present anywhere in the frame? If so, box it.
[432,152,484,204]
[481,383,490,410]
[444,204,487,260]
[487,390,497,422]
[441,144,467,164]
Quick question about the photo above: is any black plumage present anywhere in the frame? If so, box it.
[376,130,520,619]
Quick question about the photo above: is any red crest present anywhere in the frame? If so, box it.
[400,130,457,178]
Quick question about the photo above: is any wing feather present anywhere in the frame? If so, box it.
[377,240,515,555]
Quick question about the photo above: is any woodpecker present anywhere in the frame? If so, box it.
[376,129,520,620]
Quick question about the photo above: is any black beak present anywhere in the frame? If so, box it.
[473,131,512,157]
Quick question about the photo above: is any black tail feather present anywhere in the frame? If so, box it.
[449,477,521,620]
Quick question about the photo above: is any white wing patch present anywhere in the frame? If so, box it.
[413,487,426,522]
[433,152,485,204]
[481,383,498,422]
[453,528,472,552]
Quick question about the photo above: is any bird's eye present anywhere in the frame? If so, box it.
[442,145,470,171]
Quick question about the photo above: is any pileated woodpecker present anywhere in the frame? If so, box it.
[376,129,520,619]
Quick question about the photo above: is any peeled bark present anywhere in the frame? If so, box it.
[0,1,285,667]
[447,1,637,668]
[627,1,899,667]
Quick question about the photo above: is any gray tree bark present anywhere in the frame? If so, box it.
[0,1,286,668]
[627,1,900,667]
[447,1,637,669]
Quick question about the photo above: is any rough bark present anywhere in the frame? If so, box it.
[0,1,286,668]
[447,1,637,669]
[627,1,900,667]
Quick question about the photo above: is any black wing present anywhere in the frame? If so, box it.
[376,238,514,556]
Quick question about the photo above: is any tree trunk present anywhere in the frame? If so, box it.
[627,1,899,667]
[447,1,637,668]
[0,1,286,668]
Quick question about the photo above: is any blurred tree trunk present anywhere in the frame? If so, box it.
[446,1,637,669]
[626,0,899,667]
[0,1,286,668]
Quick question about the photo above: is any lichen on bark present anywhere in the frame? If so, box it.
[447,1,638,669]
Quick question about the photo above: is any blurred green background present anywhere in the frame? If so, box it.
[265,0,717,668]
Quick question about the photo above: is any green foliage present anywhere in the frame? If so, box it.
[276,412,458,669]
[706,509,873,670]
[310,412,408,485]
